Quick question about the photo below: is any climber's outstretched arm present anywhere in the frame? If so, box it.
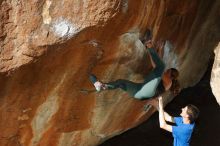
[145,41,165,72]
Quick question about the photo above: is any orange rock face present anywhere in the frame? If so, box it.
[0,0,219,146]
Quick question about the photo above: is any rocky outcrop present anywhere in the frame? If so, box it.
[0,0,219,146]
[211,43,220,105]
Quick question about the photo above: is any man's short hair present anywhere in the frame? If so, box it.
[186,104,200,123]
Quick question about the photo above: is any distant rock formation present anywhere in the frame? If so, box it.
[0,0,219,146]
[211,43,220,105]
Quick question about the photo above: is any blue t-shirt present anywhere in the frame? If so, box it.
[172,117,195,146]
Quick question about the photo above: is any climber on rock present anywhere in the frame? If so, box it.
[89,40,180,100]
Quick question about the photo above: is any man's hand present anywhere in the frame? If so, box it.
[158,96,173,132]
[158,96,163,109]
[158,96,174,123]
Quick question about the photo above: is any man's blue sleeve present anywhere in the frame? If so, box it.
[174,117,182,125]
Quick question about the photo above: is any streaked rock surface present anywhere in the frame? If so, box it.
[0,0,219,146]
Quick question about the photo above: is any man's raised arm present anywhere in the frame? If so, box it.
[158,96,173,132]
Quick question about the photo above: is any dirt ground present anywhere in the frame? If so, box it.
[99,63,220,146]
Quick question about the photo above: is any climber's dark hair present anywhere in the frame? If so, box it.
[155,81,166,97]
[170,79,181,95]
[155,68,180,97]
[169,68,179,80]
